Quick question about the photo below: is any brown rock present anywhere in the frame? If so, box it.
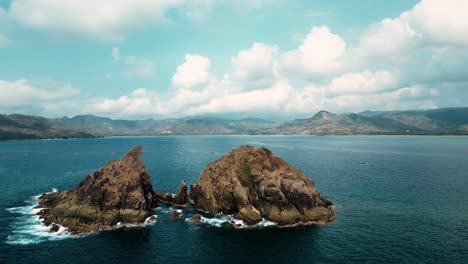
[190,146,335,226]
[35,146,157,234]
[154,180,188,207]
[174,180,188,205]
[170,210,182,219]
[49,224,60,232]
[191,214,202,222]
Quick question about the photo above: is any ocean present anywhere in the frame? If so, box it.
[1,136,467,263]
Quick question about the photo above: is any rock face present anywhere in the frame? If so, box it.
[170,210,182,219]
[154,180,188,207]
[49,224,60,233]
[36,146,157,234]
[191,214,202,222]
[190,146,335,226]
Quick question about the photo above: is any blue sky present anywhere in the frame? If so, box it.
[0,0,467,120]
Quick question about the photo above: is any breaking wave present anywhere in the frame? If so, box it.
[5,189,159,245]
[5,189,73,245]
[186,214,278,229]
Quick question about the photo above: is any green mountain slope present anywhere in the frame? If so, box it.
[0,114,97,140]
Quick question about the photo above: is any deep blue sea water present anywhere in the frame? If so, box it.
[1,136,467,264]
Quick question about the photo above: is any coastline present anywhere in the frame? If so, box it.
[2,133,468,142]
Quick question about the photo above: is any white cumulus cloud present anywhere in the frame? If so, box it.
[360,0,468,61]
[7,0,186,40]
[172,54,213,89]
[5,0,272,41]
[0,79,80,115]
[280,26,346,76]
[188,79,294,115]
[325,71,398,97]
[410,0,468,45]
[360,15,420,61]
[230,42,279,88]
[2,0,467,119]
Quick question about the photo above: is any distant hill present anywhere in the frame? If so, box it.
[55,115,178,136]
[261,108,468,135]
[54,115,274,136]
[0,114,97,140]
[55,107,468,136]
[260,111,421,135]
[2,107,467,140]
[359,107,468,132]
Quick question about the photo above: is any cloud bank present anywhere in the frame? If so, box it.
[1,0,467,119]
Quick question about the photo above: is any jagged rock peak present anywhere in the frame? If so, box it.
[154,179,188,207]
[35,145,157,234]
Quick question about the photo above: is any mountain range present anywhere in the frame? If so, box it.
[0,114,96,140]
[1,107,467,140]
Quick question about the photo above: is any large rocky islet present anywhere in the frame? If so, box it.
[190,146,335,226]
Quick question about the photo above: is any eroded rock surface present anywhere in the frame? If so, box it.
[36,146,157,234]
[190,146,335,226]
[154,180,188,207]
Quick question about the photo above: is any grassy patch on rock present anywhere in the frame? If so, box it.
[238,155,254,188]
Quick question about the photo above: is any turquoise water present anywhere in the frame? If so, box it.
[1,136,467,263]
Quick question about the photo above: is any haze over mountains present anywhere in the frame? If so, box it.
[0,114,96,140]
[1,107,467,140]
[55,115,275,136]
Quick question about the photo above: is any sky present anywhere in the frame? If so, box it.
[0,0,467,120]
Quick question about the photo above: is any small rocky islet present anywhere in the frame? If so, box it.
[35,145,335,234]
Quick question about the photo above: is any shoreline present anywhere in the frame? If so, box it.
[2,133,468,142]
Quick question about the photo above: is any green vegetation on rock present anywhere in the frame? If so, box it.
[190,145,336,227]
[238,155,253,188]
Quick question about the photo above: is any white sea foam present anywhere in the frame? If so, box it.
[6,189,162,245]
[144,215,158,225]
[160,206,175,214]
[113,216,158,230]
[227,215,247,228]
[200,216,228,227]
[187,214,277,228]
[5,191,73,245]
[259,218,277,227]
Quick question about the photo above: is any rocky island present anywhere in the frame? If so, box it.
[35,145,334,234]
[190,146,335,227]
[35,146,157,234]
